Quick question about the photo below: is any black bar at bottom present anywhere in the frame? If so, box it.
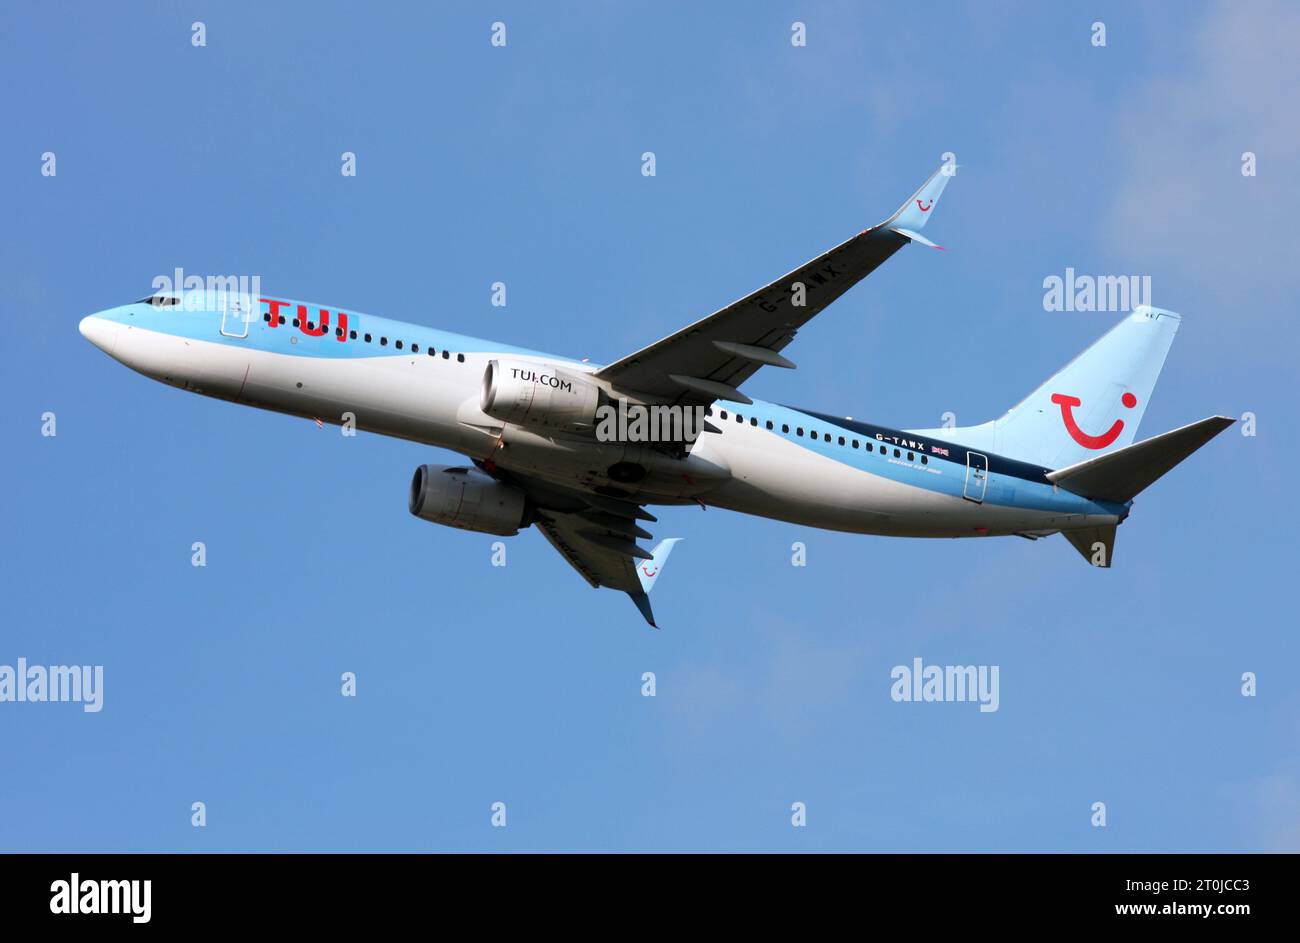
[0,853,1285,929]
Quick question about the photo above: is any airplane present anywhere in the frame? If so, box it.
[78,165,1233,627]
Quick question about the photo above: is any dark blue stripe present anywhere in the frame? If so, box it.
[795,407,1054,483]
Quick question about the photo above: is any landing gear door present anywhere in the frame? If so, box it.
[220,293,252,338]
[963,451,989,503]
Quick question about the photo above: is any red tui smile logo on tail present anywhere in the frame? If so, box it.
[916,199,933,212]
[1051,392,1138,449]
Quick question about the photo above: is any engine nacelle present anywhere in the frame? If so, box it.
[481,359,602,430]
[408,464,527,536]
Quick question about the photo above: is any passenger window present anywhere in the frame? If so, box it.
[824,433,831,442]
[782,424,790,433]
[736,414,743,423]
[796,427,804,436]
[907,451,914,461]
[396,340,403,350]
[866,443,873,452]
[350,330,357,340]
[921,455,928,465]
[838,436,845,446]
[428,348,436,357]
[292,318,300,327]
[765,420,773,430]
[279,316,286,325]
[442,350,449,359]
[894,448,901,458]
[852,439,859,449]
[457,354,464,362]
[263,313,270,323]
[380,337,388,346]
[720,411,728,420]
[751,417,758,426]
[412,343,419,353]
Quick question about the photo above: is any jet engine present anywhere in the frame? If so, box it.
[408,464,528,536]
[480,358,602,430]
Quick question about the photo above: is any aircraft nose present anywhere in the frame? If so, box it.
[79,314,120,355]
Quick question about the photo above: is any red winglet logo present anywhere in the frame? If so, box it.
[1051,392,1137,449]
[916,199,933,212]
[641,565,659,578]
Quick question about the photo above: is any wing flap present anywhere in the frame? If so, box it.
[536,517,637,590]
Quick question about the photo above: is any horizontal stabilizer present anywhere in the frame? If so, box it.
[1063,524,1117,567]
[1047,415,1235,503]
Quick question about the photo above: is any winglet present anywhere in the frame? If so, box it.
[636,538,681,594]
[891,228,944,250]
[885,165,952,244]
[628,591,657,628]
[627,538,682,628]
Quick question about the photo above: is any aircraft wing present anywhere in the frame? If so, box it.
[499,470,682,627]
[536,516,681,628]
[594,165,953,405]
[535,512,648,593]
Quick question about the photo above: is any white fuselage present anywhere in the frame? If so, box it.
[79,299,1122,541]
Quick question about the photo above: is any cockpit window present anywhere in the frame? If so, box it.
[136,295,180,307]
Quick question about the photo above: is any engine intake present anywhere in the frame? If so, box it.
[481,358,601,430]
[408,464,527,536]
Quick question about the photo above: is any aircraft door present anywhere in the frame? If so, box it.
[219,293,252,338]
[963,451,989,503]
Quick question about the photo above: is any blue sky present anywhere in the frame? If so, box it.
[2,1,1297,851]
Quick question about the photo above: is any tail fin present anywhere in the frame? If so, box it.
[626,538,682,628]
[910,306,1181,468]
